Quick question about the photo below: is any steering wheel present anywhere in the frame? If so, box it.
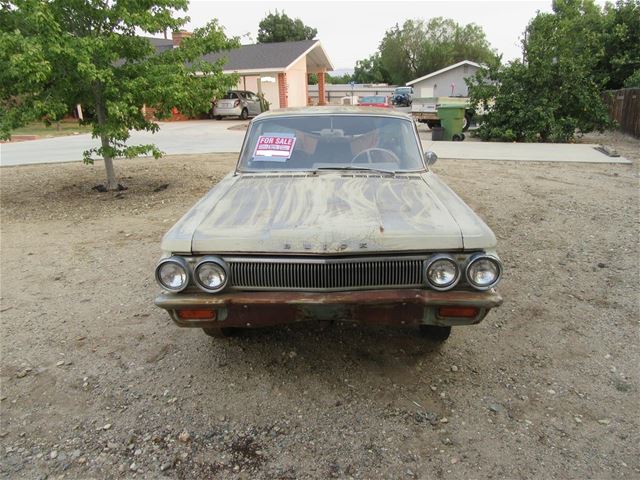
[351,147,401,165]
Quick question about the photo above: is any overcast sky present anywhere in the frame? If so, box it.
[182,0,604,72]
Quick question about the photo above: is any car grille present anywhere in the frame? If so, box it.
[226,256,425,291]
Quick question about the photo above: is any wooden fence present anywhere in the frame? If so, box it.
[602,88,640,138]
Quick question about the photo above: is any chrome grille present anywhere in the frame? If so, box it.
[226,256,425,291]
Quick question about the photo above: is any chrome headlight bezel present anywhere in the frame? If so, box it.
[155,256,190,293]
[465,254,502,290]
[194,256,229,293]
[425,254,461,291]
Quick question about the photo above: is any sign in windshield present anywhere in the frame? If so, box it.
[238,115,424,173]
[253,134,297,161]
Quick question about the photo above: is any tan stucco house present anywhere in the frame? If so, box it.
[157,32,334,109]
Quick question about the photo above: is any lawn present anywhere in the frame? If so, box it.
[10,120,92,138]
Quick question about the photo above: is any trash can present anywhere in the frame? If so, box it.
[437,105,465,141]
[431,126,444,141]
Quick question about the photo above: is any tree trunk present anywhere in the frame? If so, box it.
[100,136,118,190]
[93,83,118,190]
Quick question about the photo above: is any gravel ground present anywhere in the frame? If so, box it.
[1,132,638,479]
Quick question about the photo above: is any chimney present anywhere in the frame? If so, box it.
[172,30,192,47]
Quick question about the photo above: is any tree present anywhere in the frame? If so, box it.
[0,0,239,190]
[599,0,640,89]
[257,10,317,43]
[327,73,354,84]
[308,72,353,85]
[353,18,497,86]
[623,68,640,87]
[352,53,388,84]
[467,0,612,142]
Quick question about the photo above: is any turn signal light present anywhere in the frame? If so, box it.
[437,307,479,318]
[177,309,216,320]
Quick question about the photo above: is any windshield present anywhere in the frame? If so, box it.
[395,87,411,94]
[223,92,239,99]
[237,115,425,173]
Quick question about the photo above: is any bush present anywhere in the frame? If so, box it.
[623,69,640,88]
[468,60,611,142]
[467,0,617,143]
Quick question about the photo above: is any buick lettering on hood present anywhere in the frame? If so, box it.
[154,107,503,341]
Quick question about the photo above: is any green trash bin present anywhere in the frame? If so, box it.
[437,105,465,141]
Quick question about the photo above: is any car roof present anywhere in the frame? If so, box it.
[254,106,411,120]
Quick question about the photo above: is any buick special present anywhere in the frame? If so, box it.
[154,107,503,341]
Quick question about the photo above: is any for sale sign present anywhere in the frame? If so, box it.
[253,133,296,161]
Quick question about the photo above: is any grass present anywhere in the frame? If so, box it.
[11,121,92,138]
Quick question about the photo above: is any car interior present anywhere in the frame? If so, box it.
[240,116,424,172]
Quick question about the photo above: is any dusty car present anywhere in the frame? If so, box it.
[154,107,503,341]
[213,90,263,120]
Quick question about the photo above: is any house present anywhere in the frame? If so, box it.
[406,60,481,98]
[168,32,334,109]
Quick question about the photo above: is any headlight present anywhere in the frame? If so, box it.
[466,255,502,290]
[194,257,228,293]
[425,255,460,291]
[155,257,189,292]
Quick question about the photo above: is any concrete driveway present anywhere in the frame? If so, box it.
[423,139,631,164]
[0,119,630,166]
[0,120,247,167]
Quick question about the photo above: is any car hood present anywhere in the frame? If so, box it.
[161,172,496,255]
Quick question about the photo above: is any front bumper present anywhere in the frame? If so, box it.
[155,289,503,328]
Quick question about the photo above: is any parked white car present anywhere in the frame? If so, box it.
[213,90,263,120]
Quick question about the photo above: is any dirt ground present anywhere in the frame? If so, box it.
[1,132,638,479]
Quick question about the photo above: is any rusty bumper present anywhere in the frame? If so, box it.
[155,289,503,329]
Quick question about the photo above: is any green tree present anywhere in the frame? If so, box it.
[328,73,354,84]
[354,18,497,86]
[623,68,640,87]
[308,72,353,85]
[257,10,317,43]
[468,0,612,142]
[352,53,388,84]
[0,0,239,190]
[600,0,640,89]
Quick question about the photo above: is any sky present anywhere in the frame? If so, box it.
[182,0,606,72]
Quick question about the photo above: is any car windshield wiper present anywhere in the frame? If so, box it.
[313,166,396,176]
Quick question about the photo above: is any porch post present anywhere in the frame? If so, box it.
[317,70,326,106]
[277,72,288,108]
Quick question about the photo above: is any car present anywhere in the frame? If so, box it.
[391,86,413,107]
[154,107,503,341]
[358,95,391,108]
[213,90,263,120]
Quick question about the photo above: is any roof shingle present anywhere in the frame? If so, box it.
[144,36,174,54]
[202,40,317,71]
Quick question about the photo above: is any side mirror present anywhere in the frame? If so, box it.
[424,151,438,166]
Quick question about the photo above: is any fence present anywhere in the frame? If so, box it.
[602,88,640,138]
